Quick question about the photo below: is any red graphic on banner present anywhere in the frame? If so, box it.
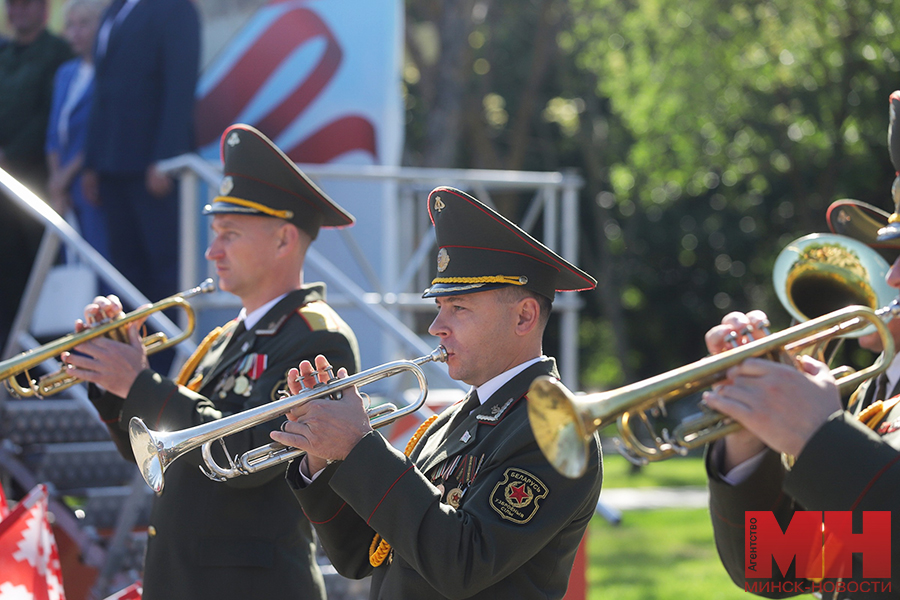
[195,4,377,163]
[0,484,66,600]
[103,581,142,600]
[746,511,891,579]
[0,481,8,520]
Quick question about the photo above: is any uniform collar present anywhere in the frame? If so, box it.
[473,356,544,405]
[238,293,288,331]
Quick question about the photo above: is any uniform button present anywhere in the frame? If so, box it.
[148,525,157,537]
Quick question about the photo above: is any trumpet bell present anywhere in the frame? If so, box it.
[527,376,589,479]
[774,233,892,336]
[130,418,166,494]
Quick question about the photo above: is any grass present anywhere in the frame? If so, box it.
[584,452,745,599]
[586,509,747,600]
[600,452,708,488]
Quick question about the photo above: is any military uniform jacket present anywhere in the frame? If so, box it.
[706,365,900,599]
[287,358,603,600]
[93,285,359,600]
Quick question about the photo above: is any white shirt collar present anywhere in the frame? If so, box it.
[237,293,288,331]
[883,351,900,397]
[472,356,544,406]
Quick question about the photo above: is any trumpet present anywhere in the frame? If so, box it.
[528,233,899,478]
[0,279,216,398]
[129,346,448,493]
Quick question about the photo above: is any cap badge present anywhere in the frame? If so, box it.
[219,176,234,195]
[434,195,445,212]
[226,132,241,147]
[437,248,450,272]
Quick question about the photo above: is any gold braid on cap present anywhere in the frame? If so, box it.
[214,196,294,220]
[368,414,439,567]
[430,275,527,285]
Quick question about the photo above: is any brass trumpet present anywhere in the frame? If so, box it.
[0,279,216,398]
[129,346,448,493]
[528,233,899,478]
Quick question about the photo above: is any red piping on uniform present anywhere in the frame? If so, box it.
[366,465,415,525]
[305,501,349,525]
[851,454,900,510]
[154,386,179,428]
[441,244,561,273]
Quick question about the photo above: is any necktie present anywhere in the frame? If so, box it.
[873,373,891,403]
[448,390,480,433]
[224,320,246,352]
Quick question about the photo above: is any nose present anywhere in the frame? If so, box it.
[428,309,447,338]
[205,236,222,261]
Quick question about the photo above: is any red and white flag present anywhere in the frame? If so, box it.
[0,483,8,521]
[0,484,66,600]
[103,581,142,600]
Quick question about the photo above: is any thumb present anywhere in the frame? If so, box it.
[797,355,829,377]
[127,323,144,349]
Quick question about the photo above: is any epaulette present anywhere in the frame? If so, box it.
[297,300,344,332]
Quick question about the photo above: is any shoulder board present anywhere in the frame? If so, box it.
[297,300,345,333]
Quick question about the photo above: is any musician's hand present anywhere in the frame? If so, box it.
[703,311,773,468]
[703,356,840,459]
[62,322,149,398]
[705,310,770,355]
[271,355,372,472]
[78,294,124,330]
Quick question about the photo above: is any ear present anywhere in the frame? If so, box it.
[514,296,541,337]
[273,222,298,256]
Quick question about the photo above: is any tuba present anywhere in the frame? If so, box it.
[528,233,898,478]
[0,279,216,398]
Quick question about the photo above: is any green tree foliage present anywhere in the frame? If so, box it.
[402,0,900,388]
[564,0,900,384]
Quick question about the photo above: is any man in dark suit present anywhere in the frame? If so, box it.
[82,0,200,304]
[64,124,360,600]
[702,200,900,599]
[272,187,603,600]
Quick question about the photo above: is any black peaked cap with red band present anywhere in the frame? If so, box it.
[203,124,355,239]
[422,187,597,300]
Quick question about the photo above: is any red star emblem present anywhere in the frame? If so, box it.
[507,483,531,506]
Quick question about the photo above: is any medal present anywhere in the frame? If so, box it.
[223,374,236,393]
[446,487,463,508]
[234,375,249,395]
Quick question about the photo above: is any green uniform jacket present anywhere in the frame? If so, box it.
[92,285,360,600]
[706,371,900,599]
[288,358,603,600]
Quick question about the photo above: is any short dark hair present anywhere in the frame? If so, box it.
[496,286,552,329]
